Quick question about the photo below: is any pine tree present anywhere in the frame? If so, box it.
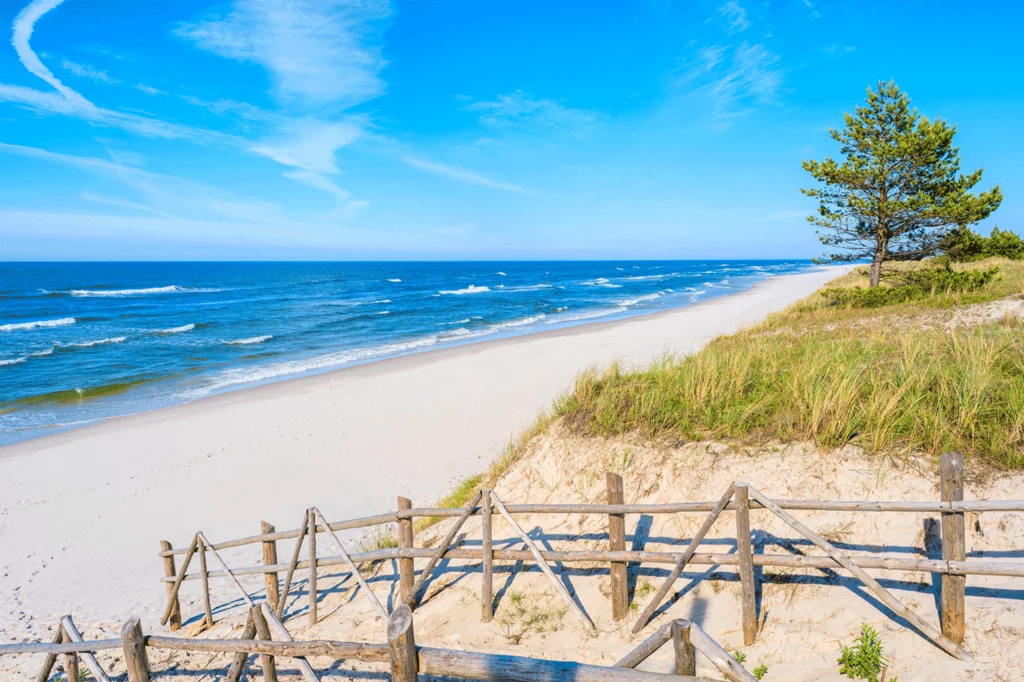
[802,81,1002,286]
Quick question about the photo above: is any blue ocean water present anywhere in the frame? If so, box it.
[0,261,814,445]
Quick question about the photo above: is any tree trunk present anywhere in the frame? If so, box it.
[869,241,887,287]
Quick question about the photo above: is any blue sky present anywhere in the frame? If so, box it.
[0,0,1020,260]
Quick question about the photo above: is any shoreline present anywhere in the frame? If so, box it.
[1,266,834,456]
[0,265,849,639]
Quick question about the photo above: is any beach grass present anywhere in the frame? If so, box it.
[555,259,1024,469]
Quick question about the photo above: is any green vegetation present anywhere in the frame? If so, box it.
[942,226,1024,262]
[821,262,1000,308]
[837,623,895,682]
[556,259,1024,469]
[731,650,747,665]
[753,664,769,680]
[803,81,1001,287]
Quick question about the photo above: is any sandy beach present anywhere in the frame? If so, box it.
[0,267,847,644]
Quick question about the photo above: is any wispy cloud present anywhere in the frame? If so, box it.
[669,41,782,125]
[12,0,92,109]
[62,59,121,85]
[467,91,603,138]
[717,1,750,33]
[0,141,284,222]
[175,0,390,109]
[402,157,527,193]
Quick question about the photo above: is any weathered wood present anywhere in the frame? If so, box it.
[259,602,321,682]
[225,608,257,682]
[7,639,121,656]
[481,489,494,622]
[388,604,418,682]
[672,619,696,677]
[607,472,629,621]
[61,627,80,682]
[162,546,1024,582]
[253,604,279,682]
[746,484,972,661]
[310,507,389,621]
[159,541,182,631]
[144,633,389,661]
[198,537,215,628]
[277,511,310,618]
[60,616,112,682]
[397,497,415,603]
[417,646,719,682]
[160,534,198,626]
[32,625,62,682]
[404,490,483,608]
[687,622,758,682]
[261,522,280,607]
[120,617,150,682]
[307,509,318,626]
[734,484,757,645]
[614,623,671,668]
[941,452,966,646]
[197,532,255,608]
[632,484,736,633]
[491,492,597,634]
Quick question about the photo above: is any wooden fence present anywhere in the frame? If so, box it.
[158,453,1024,663]
[0,610,758,682]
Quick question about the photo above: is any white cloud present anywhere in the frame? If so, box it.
[175,0,390,108]
[12,0,92,109]
[0,141,284,222]
[62,59,121,85]
[79,190,183,220]
[669,42,782,124]
[135,83,165,96]
[467,91,602,137]
[717,2,750,33]
[249,118,362,173]
[402,157,527,193]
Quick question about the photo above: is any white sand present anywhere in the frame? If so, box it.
[0,267,848,651]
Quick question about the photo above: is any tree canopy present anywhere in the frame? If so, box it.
[802,81,1002,286]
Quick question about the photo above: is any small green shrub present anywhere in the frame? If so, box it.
[837,623,889,681]
[753,664,769,679]
[732,650,747,664]
[823,264,999,308]
[942,226,1024,261]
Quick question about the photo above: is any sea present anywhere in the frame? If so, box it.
[0,260,815,446]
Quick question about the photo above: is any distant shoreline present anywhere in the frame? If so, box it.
[0,261,824,449]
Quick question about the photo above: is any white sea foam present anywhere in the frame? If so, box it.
[68,286,221,297]
[376,310,390,315]
[30,347,54,357]
[496,271,507,276]
[618,292,666,307]
[497,283,553,292]
[0,317,76,332]
[60,337,127,348]
[581,278,622,288]
[0,357,27,366]
[387,278,402,282]
[154,324,196,334]
[438,285,490,295]
[223,335,273,345]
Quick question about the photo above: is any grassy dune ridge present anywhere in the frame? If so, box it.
[556,259,1024,469]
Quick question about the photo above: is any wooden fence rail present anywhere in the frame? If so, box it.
[2,610,755,682]
[157,454,1022,661]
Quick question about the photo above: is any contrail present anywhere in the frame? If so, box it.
[12,0,93,109]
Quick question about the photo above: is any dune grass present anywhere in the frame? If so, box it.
[555,259,1024,469]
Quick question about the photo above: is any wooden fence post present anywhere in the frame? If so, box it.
[261,522,280,607]
[941,452,966,645]
[607,472,629,621]
[308,509,318,626]
[671,619,696,676]
[198,536,214,628]
[60,625,79,682]
[735,483,757,645]
[481,489,493,622]
[159,541,182,631]
[397,497,415,603]
[34,627,63,682]
[225,608,257,682]
[253,604,279,682]
[120,616,150,682]
[388,604,418,682]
